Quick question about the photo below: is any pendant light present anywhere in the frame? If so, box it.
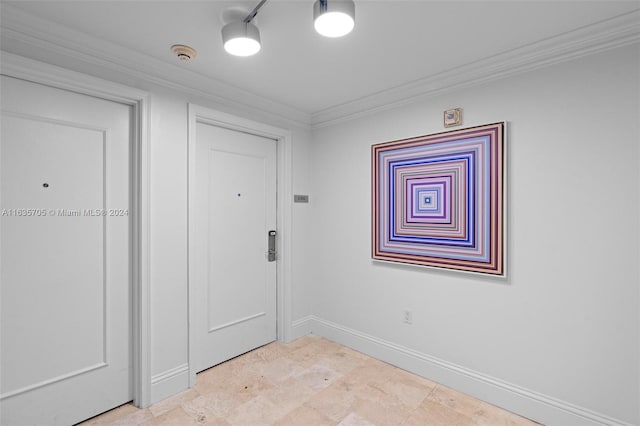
[222,21,261,56]
[313,0,355,38]
[222,0,266,57]
[220,0,356,57]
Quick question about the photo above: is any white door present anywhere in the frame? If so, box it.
[0,76,132,425]
[193,122,277,372]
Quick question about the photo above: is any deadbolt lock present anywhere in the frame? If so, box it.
[268,230,277,262]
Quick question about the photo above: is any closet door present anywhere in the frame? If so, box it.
[1,75,133,425]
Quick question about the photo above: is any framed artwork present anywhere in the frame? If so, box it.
[372,122,506,276]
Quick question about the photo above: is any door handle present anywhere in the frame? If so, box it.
[268,230,277,262]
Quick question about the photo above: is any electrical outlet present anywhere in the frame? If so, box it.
[403,309,413,324]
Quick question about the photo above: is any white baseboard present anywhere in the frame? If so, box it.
[290,315,314,341]
[302,315,633,426]
[150,363,189,405]
[150,316,312,404]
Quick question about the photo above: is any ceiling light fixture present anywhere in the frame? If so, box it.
[222,0,267,57]
[221,0,355,57]
[313,0,355,38]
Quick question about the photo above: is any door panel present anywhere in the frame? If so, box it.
[1,115,106,394]
[194,122,276,372]
[0,76,132,426]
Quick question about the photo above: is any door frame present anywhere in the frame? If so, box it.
[187,104,293,386]
[0,52,152,408]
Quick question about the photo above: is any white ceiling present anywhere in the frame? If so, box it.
[2,1,639,120]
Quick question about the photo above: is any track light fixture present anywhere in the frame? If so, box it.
[222,21,261,57]
[221,0,356,57]
[222,0,266,56]
[313,0,355,38]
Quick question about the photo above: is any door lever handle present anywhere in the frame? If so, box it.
[268,230,277,262]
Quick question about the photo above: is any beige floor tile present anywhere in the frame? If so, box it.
[288,338,345,367]
[222,353,270,377]
[312,350,366,375]
[293,363,343,390]
[427,384,484,416]
[350,394,414,425]
[337,361,396,390]
[201,416,231,426]
[309,365,398,421]
[351,382,388,402]
[310,337,346,353]
[362,355,394,368]
[197,360,236,384]
[338,412,377,426]
[273,404,335,426]
[141,406,199,426]
[329,373,370,396]
[287,344,329,367]
[304,397,353,423]
[282,335,319,352]
[197,360,275,399]
[407,399,475,426]
[260,357,307,385]
[181,389,246,420]
[113,408,155,425]
[225,395,288,426]
[83,336,543,426]
[472,401,539,426]
[373,378,433,409]
[148,388,200,417]
[263,378,315,413]
[401,410,430,426]
[193,374,229,396]
[303,379,362,422]
[337,345,371,361]
[234,371,275,396]
[237,342,290,365]
[389,365,439,390]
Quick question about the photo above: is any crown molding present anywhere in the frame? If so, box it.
[1,5,638,131]
[0,4,311,129]
[310,9,640,129]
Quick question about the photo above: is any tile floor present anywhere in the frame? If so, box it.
[81,336,540,425]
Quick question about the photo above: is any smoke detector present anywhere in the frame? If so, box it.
[171,44,197,61]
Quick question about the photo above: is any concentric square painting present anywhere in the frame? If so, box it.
[372,122,506,276]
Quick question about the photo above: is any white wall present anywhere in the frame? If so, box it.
[0,46,315,404]
[38,64,317,401]
[309,44,639,425]
[145,86,315,401]
[3,37,637,424]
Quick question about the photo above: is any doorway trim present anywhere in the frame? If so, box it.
[0,52,152,408]
[187,104,293,386]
